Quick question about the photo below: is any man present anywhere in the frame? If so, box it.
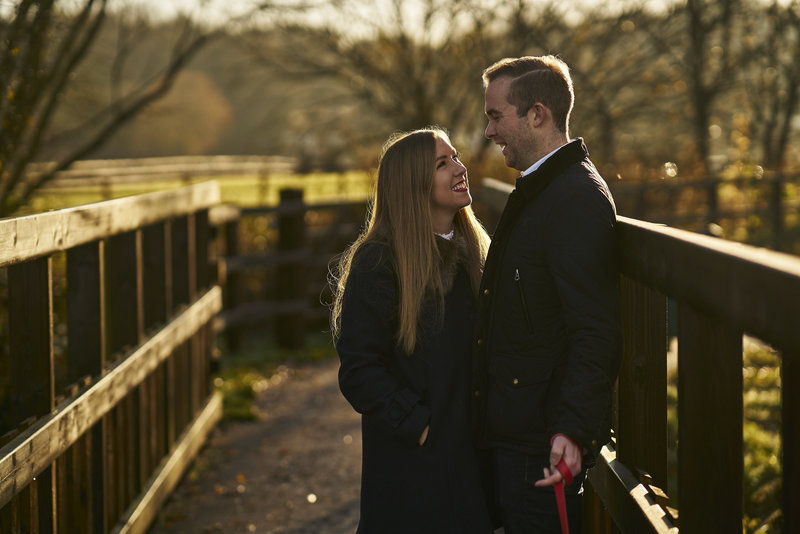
[472,55,623,533]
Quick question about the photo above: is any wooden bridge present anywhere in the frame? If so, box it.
[0,174,797,532]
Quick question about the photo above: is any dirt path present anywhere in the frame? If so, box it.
[149,358,362,534]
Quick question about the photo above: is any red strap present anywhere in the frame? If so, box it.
[554,459,572,534]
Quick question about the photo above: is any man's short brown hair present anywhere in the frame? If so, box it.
[482,55,574,134]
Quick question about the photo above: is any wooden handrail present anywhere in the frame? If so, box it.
[0,181,220,267]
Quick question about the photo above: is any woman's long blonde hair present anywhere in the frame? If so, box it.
[331,127,490,354]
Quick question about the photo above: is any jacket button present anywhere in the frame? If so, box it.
[477,338,483,346]
[512,378,519,385]
[483,289,490,296]
[592,439,598,447]
[474,389,481,397]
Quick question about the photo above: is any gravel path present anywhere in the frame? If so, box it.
[149,358,362,534]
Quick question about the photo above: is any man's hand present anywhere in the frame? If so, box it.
[419,425,430,446]
[534,434,581,487]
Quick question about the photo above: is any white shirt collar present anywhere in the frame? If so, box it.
[520,141,570,178]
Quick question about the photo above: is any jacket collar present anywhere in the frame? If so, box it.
[514,138,589,201]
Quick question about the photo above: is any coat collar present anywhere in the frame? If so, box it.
[514,138,589,202]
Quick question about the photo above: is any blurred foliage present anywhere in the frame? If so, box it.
[213,331,337,421]
[666,338,783,533]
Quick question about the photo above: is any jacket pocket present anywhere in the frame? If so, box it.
[514,268,534,334]
[487,353,554,442]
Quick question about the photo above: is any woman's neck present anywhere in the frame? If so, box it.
[432,213,455,236]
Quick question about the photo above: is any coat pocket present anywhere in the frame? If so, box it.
[514,268,534,334]
[487,353,554,441]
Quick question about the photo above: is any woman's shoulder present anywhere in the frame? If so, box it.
[351,240,394,274]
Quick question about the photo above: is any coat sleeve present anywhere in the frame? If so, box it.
[544,176,623,453]
[336,243,431,447]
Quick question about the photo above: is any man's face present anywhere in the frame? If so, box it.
[484,76,537,171]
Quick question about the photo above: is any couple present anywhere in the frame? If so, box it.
[331,55,623,534]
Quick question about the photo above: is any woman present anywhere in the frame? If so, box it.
[331,128,493,533]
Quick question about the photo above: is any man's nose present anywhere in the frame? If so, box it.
[485,122,494,139]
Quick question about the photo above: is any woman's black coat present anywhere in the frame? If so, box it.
[336,240,493,534]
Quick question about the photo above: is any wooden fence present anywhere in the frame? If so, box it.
[211,188,368,351]
[0,182,223,533]
[481,178,799,533]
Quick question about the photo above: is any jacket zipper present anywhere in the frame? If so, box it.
[514,268,534,333]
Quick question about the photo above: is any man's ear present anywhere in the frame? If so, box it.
[528,103,548,127]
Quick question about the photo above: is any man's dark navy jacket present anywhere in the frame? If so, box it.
[471,138,623,459]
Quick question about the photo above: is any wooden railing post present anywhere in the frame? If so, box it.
[276,188,306,349]
[8,257,55,533]
[677,307,742,532]
[617,277,668,488]
[66,241,107,533]
[223,217,241,353]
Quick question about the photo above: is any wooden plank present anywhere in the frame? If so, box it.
[586,445,678,533]
[66,240,106,381]
[616,216,800,352]
[222,219,241,352]
[276,188,306,349]
[677,306,742,533]
[240,198,366,216]
[7,257,56,534]
[171,216,190,311]
[208,203,241,225]
[66,241,106,533]
[617,277,668,488]
[195,209,210,292]
[784,350,799,534]
[214,299,307,332]
[109,392,223,534]
[7,257,55,423]
[105,232,142,357]
[142,223,168,331]
[0,182,220,268]
[0,287,222,508]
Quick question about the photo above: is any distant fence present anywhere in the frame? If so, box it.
[30,155,298,187]
[211,188,368,351]
[481,178,799,533]
[0,182,222,533]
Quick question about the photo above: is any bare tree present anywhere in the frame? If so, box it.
[0,1,215,216]
[682,0,742,176]
[742,0,800,171]
[241,0,498,149]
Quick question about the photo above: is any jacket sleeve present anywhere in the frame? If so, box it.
[544,177,623,453]
[336,243,431,446]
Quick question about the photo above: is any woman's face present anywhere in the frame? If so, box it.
[429,137,471,225]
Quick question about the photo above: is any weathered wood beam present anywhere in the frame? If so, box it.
[0,182,220,268]
[617,216,800,353]
[110,392,222,534]
[0,286,222,508]
[587,444,678,533]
